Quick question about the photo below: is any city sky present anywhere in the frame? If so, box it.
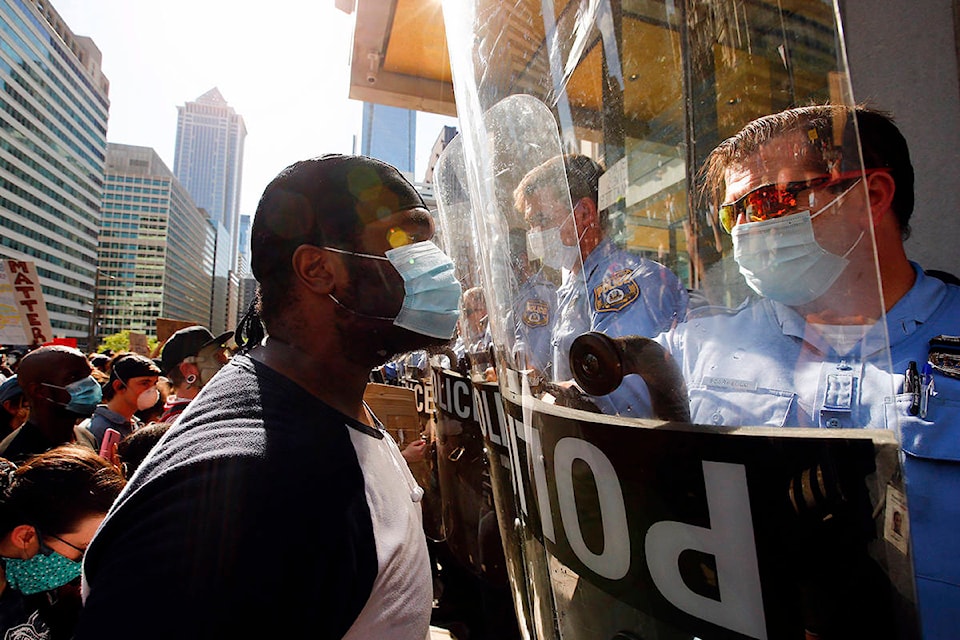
[51,0,457,217]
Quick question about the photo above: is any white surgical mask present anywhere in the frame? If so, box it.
[325,241,463,340]
[136,387,160,411]
[732,181,864,306]
[526,226,578,271]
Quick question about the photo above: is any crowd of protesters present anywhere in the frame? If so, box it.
[0,321,233,639]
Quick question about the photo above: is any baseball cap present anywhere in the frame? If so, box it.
[251,154,426,282]
[111,353,161,383]
[89,353,110,371]
[161,326,233,375]
[0,375,22,404]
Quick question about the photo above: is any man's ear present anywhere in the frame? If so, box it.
[291,245,336,295]
[573,197,599,228]
[9,524,37,557]
[178,361,199,380]
[865,170,896,227]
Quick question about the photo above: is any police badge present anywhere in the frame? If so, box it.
[593,269,640,313]
[522,299,549,327]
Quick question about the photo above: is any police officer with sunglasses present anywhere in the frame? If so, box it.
[646,105,960,639]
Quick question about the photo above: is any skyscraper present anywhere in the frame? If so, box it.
[173,88,246,331]
[97,144,215,343]
[361,103,416,175]
[173,89,246,249]
[0,0,109,349]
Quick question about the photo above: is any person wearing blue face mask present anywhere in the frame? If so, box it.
[77,155,462,640]
[0,347,99,464]
[0,445,125,640]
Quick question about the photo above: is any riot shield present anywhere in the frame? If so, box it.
[434,134,528,639]
[440,0,920,638]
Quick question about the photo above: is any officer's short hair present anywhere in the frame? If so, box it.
[702,104,915,238]
[250,154,426,328]
[514,154,605,214]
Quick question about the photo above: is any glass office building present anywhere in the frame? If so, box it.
[97,144,214,343]
[173,88,246,268]
[0,0,109,348]
[361,102,416,175]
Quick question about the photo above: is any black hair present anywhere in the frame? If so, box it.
[0,446,125,537]
[249,154,425,332]
[116,422,171,479]
[102,352,160,401]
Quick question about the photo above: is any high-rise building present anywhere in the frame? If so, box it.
[237,213,251,277]
[361,103,415,175]
[173,88,246,332]
[0,0,109,349]
[209,220,232,336]
[173,89,246,251]
[236,213,254,326]
[97,144,215,344]
[423,125,458,184]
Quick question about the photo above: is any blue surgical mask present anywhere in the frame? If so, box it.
[43,376,103,416]
[4,550,82,595]
[325,241,463,340]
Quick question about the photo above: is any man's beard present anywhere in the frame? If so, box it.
[333,306,448,365]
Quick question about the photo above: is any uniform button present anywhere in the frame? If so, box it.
[711,411,724,425]
[825,418,840,428]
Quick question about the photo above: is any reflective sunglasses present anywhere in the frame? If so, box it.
[717,170,884,233]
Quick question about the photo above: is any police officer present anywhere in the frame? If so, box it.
[514,154,688,415]
[656,105,960,638]
[507,228,557,377]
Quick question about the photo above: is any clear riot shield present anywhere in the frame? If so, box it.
[441,1,920,638]
[432,136,524,638]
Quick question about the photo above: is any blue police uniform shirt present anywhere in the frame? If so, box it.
[514,271,557,375]
[656,263,960,638]
[553,238,688,416]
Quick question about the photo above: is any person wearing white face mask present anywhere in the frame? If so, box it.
[80,353,161,450]
[514,154,688,416]
[636,105,960,639]
[76,155,460,640]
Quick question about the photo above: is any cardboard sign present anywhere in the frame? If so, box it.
[155,318,198,344]
[0,266,29,345]
[0,260,53,346]
[127,331,150,356]
[472,381,920,639]
[363,383,421,447]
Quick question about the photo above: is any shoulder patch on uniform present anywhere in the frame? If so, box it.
[522,299,549,327]
[593,269,640,313]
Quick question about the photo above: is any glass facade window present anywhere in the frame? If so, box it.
[95,144,215,345]
[0,0,106,348]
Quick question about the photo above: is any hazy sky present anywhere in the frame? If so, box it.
[50,0,458,216]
